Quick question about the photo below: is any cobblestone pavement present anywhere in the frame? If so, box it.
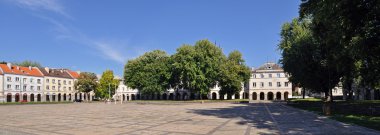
[0,102,379,135]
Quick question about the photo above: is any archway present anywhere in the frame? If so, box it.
[68,94,71,101]
[243,92,249,99]
[259,92,264,100]
[58,93,61,101]
[276,92,281,100]
[267,92,274,100]
[284,92,289,100]
[15,93,20,102]
[127,95,130,101]
[212,92,217,100]
[37,94,41,102]
[63,93,67,101]
[182,93,188,100]
[227,94,232,100]
[176,93,181,100]
[46,95,50,101]
[30,94,34,102]
[83,93,86,100]
[252,92,257,100]
[23,93,27,101]
[52,94,56,101]
[235,93,240,99]
[123,94,125,101]
[136,94,140,100]
[131,94,136,100]
[169,93,174,100]
[79,93,82,100]
[162,93,167,100]
[6,93,11,102]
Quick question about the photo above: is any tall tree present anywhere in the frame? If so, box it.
[172,39,225,99]
[97,70,119,99]
[300,0,380,99]
[278,18,341,105]
[13,60,42,68]
[218,51,251,98]
[124,50,172,98]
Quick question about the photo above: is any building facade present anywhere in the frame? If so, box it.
[39,67,75,102]
[248,62,292,100]
[0,63,44,102]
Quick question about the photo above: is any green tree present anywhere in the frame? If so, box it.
[75,72,98,94]
[172,39,225,99]
[97,70,119,99]
[300,0,380,99]
[124,50,172,98]
[218,51,251,98]
[279,18,342,116]
[14,60,42,68]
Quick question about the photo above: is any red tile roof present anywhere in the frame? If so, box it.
[67,70,80,79]
[0,64,44,77]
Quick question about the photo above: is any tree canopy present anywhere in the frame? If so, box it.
[13,60,42,68]
[96,70,119,99]
[75,72,98,93]
[124,50,172,96]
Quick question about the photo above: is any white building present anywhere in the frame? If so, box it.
[248,62,292,100]
[0,63,44,102]
[0,70,3,102]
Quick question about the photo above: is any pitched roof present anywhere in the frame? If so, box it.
[253,62,283,72]
[67,70,80,79]
[0,64,44,77]
[39,67,73,79]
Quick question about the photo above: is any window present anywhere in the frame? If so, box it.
[253,82,256,87]
[46,85,50,90]
[269,82,272,87]
[69,87,71,91]
[7,77,11,82]
[7,85,11,90]
[52,79,55,84]
[285,74,289,78]
[23,85,27,91]
[260,74,264,78]
[63,86,66,90]
[46,79,49,83]
[37,79,41,84]
[52,86,56,90]
[16,85,20,90]
[16,77,20,82]
[30,78,33,83]
[277,73,281,78]
[253,74,256,78]
[58,80,61,84]
[269,74,272,78]
[30,86,34,91]
[37,86,41,91]
[277,82,281,87]
[23,78,27,83]
[63,80,66,85]
[69,81,71,85]
[58,86,61,91]
[260,82,264,87]
[285,82,289,87]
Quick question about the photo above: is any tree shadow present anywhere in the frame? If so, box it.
[187,103,379,135]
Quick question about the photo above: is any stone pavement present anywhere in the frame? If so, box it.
[0,102,378,135]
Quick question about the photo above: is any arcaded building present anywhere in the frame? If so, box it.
[248,62,292,100]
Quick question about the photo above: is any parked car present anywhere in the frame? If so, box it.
[73,99,83,102]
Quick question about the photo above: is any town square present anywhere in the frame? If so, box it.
[1,0,380,134]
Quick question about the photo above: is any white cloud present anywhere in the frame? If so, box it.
[11,0,71,18]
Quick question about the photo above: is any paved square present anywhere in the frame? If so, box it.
[0,102,378,135]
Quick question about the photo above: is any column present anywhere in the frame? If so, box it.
[264,93,267,100]
[216,93,219,100]
[11,94,15,102]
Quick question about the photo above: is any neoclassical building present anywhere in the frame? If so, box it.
[248,62,292,100]
[115,62,292,101]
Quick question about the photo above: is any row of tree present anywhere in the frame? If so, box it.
[124,39,251,99]
[75,70,119,99]
[278,1,380,102]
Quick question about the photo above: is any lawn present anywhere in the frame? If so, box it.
[287,98,380,131]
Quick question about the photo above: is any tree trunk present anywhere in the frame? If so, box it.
[323,89,333,115]
[302,88,305,99]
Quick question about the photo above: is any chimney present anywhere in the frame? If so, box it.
[45,67,50,73]
[29,66,32,70]
[77,71,81,74]
[16,66,20,70]
[7,63,11,69]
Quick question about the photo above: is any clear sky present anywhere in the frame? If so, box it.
[0,0,301,77]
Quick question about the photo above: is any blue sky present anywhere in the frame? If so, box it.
[0,0,300,77]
